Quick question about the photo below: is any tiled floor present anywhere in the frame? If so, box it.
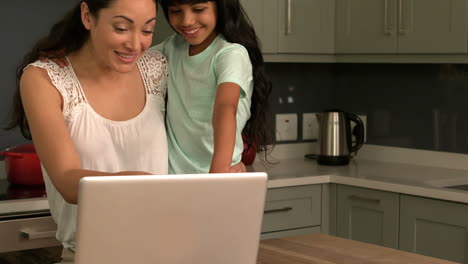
[0,246,61,264]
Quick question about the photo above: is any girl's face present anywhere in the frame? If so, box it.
[167,1,218,55]
[82,0,156,72]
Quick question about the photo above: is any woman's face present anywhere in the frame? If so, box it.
[82,0,156,72]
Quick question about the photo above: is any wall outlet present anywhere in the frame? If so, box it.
[276,113,298,141]
[302,113,319,140]
[351,114,367,143]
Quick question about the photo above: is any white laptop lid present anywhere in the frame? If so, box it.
[74,172,267,264]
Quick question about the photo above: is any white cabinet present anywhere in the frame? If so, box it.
[242,0,335,54]
[336,0,468,54]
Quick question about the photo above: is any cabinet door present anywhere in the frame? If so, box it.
[277,0,334,53]
[336,185,399,249]
[241,0,278,53]
[400,195,468,263]
[336,0,398,53]
[262,185,321,233]
[397,0,467,53]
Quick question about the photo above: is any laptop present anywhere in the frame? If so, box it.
[74,172,268,264]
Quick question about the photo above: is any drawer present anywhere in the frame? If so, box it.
[0,215,60,253]
[262,185,321,233]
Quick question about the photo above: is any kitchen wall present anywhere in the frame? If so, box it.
[269,63,468,155]
[0,1,77,152]
[1,1,468,156]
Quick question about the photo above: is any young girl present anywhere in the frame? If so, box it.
[154,0,274,173]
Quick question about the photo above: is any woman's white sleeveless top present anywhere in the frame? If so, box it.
[27,50,169,250]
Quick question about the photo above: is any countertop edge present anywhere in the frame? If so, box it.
[269,174,468,204]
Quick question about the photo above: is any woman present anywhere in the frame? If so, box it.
[8,0,167,261]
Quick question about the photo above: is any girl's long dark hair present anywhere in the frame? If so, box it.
[159,0,275,161]
[7,0,143,139]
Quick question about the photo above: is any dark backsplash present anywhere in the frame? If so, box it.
[267,63,468,154]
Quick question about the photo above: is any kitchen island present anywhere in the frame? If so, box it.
[257,233,457,264]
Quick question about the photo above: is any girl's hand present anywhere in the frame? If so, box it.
[39,49,68,68]
[229,162,247,173]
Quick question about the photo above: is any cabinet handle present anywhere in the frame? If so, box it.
[286,0,293,35]
[20,228,56,240]
[398,0,407,35]
[384,0,393,35]
[264,207,293,214]
[349,195,381,204]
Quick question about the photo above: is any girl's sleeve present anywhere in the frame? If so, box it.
[214,45,253,98]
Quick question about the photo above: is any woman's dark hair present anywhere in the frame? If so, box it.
[7,0,156,139]
[158,0,275,161]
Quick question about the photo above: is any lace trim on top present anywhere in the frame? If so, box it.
[27,50,168,121]
[28,60,85,121]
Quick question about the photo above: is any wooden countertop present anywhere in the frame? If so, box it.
[257,233,457,264]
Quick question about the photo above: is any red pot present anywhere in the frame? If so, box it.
[0,144,44,186]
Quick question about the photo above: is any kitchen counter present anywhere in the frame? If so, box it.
[257,233,457,263]
[2,142,468,215]
[250,156,468,204]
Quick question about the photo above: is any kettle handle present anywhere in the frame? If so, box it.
[347,113,365,153]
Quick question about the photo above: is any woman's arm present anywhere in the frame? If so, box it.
[210,82,241,173]
[20,67,150,204]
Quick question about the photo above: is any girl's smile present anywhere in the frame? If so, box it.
[168,2,218,55]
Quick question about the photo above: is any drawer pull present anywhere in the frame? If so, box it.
[20,228,56,240]
[349,195,380,204]
[264,207,293,214]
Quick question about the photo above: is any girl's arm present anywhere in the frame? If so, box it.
[210,82,241,173]
[20,67,150,205]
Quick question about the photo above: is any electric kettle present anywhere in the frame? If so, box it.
[316,110,365,165]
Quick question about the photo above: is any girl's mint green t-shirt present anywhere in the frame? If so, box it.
[150,34,253,173]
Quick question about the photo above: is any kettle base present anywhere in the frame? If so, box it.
[318,155,350,166]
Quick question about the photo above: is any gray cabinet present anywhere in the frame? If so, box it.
[242,0,335,54]
[261,185,322,239]
[336,0,467,54]
[336,185,399,249]
[400,195,468,264]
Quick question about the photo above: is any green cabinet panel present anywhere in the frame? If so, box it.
[336,0,397,53]
[400,195,468,264]
[397,0,467,53]
[277,0,335,53]
[242,0,334,54]
[336,0,467,54]
[262,185,321,233]
[336,185,399,249]
[240,0,278,53]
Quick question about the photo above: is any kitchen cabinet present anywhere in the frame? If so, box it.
[0,215,60,253]
[399,195,468,264]
[241,0,335,54]
[261,185,322,239]
[335,0,468,54]
[336,185,399,249]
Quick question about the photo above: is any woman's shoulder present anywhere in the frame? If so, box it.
[141,49,168,63]
[22,60,62,84]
